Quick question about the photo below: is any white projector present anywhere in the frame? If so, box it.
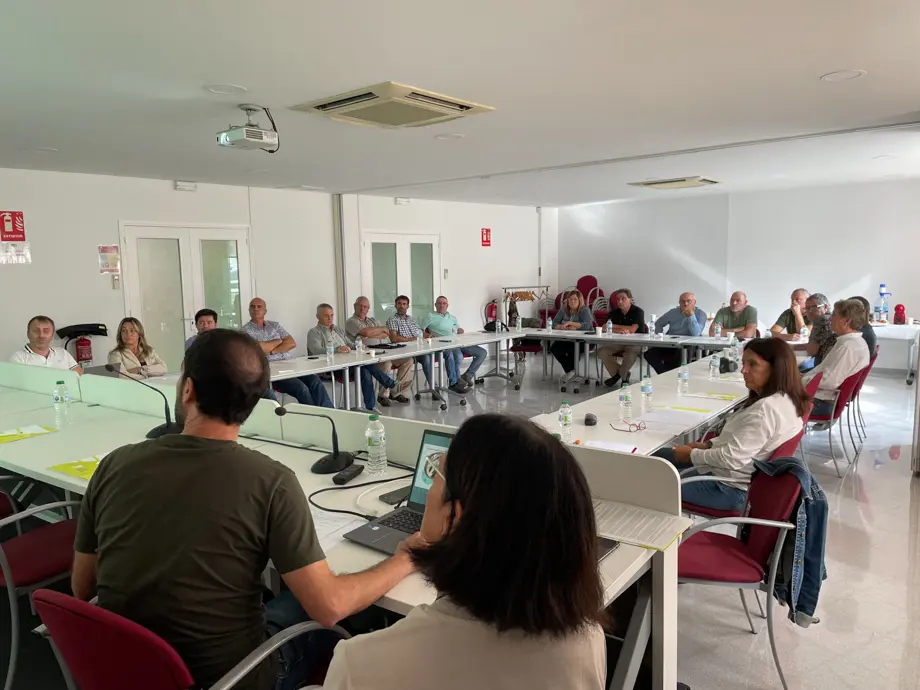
[216,126,279,150]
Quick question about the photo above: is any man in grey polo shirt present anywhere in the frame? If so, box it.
[307,303,396,411]
[242,298,332,408]
[345,297,411,406]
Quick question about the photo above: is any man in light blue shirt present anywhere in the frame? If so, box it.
[423,296,483,392]
[644,292,707,374]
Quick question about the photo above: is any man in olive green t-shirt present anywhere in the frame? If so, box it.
[72,329,421,690]
[770,288,810,342]
[709,291,758,338]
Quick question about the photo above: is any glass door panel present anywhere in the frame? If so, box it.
[410,243,434,320]
[200,239,243,329]
[370,242,399,322]
[134,238,187,372]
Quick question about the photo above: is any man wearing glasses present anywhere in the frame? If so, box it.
[800,293,836,373]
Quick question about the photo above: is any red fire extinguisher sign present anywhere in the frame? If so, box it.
[0,211,26,242]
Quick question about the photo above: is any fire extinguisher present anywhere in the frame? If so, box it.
[75,337,93,367]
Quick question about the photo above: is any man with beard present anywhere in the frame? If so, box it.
[71,329,420,690]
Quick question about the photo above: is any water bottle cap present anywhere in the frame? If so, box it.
[368,414,380,421]
[552,433,562,440]
[56,380,64,385]
[561,400,569,405]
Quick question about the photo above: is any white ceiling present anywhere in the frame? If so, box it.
[3,0,920,206]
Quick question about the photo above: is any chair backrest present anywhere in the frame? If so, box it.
[830,368,866,419]
[744,472,802,566]
[851,351,878,398]
[33,589,194,690]
[803,371,823,399]
[576,275,599,299]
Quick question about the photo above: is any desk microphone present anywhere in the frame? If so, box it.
[104,364,184,439]
[274,407,355,474]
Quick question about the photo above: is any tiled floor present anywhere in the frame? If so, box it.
[6,357,919,689]
[382,358,920,689]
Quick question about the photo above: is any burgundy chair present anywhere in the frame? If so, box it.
[807,368,865,477]
[678,470,802,690]
[850,347,879,441]
[33,589,352,690]
[0,500,80,690]
[575,275,600,303]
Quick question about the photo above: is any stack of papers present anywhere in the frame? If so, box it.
[310,508,365,553]
[583,440,638,454]
[593,499,692,551]
[0,425,55,445]
[638,406,710,431]
[683,392,742,401]
[49,456,102,481]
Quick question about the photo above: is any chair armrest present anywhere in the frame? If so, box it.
[683,516,794,541]
[208,621,351,690]
[681,476,750,486]
[0,500,81,529]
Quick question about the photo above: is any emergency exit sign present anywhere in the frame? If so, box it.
[481,227,491,247]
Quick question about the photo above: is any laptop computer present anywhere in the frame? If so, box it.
[344,429,453,555]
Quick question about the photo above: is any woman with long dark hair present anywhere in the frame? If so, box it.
[323,414,607,690]
[654,338,809,510]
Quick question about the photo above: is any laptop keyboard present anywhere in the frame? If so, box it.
[377,510,423,534]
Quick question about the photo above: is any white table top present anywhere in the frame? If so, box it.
[0,388,55,417]
[531,358,749,455]
[518,328,734,351]
[870,324,920,341]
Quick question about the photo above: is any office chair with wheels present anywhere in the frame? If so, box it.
[33,588,352,690]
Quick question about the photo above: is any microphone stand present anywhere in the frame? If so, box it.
[103,364,184,439]
[274,407,355,473]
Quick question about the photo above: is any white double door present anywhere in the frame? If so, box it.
[361,233,440,323]
[120,224,253,372]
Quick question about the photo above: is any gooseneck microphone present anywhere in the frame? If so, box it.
[104,364,184,439]
[274,407,355,474]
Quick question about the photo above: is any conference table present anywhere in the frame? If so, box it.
[516,327,734,387]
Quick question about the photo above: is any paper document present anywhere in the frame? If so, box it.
[583,440,638,454]
[682,392,742,401]
[593,499,692,551]
[638,407,710,428]
[0,425,55,445]
[719,375,745,383]
[310,507,365,553]
[49,456,102,481]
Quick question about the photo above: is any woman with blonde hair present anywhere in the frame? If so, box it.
[107,317,167,377]
[550,290,593,382]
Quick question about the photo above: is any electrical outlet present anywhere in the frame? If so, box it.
[112,275,121,290]
[444,269,449,279]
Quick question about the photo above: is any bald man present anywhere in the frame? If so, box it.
[644,292,708,373]
[770,288,810,341]
[241,297,332,408]
[709,291,758,339]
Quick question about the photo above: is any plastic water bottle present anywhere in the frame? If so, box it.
[558,401,573,443]
[416,330,424,346]
[605,319,613,335]
[365,414,387,475]
[640,375,653,409]
[355,336,364,354]
[677,365,690,395]
[325,342,334,363]
[709,354,720,379]
[619,386,633,420]
[451,324,458,339]
[877,284,891,323]
[799,325,809,341]
[52,380,72,429]
[713,321,723,339]
[647,320,656,338]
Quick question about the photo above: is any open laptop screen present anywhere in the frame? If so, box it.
[407,430,453,511]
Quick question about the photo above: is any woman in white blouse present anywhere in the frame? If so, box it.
[107,317,167,378]
[323,414,608,690]
[654,338,809,511]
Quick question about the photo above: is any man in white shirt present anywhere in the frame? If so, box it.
[803,299,870,416]
[9,315,83,374]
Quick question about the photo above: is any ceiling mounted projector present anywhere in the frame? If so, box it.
[217,104,280,152]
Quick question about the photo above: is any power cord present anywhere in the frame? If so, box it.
[356,477,413,518]
[307,474,412,521]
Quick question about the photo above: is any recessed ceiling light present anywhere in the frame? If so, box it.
[204,84,248,95]
[29,147,59,153]
[279,185,326,191]
[247,168,269,174]
[873,155,897,162]
[820,69,866,82]
[434,133,465,141]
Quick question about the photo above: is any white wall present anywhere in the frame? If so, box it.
[558,196,730,317]
[0,169,335,363]
[558,178,920,326]
[341,195,540,329]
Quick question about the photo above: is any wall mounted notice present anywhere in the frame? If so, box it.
[481,227,491,246]
[0,211,25,242]
[98,245,121,274]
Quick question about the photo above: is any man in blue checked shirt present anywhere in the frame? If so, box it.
[644,292,707,374]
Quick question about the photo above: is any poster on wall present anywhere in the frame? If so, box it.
[97,245,121,274]
[0,242,32,265]
[481,227,491,247]
[0,211,26,242]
